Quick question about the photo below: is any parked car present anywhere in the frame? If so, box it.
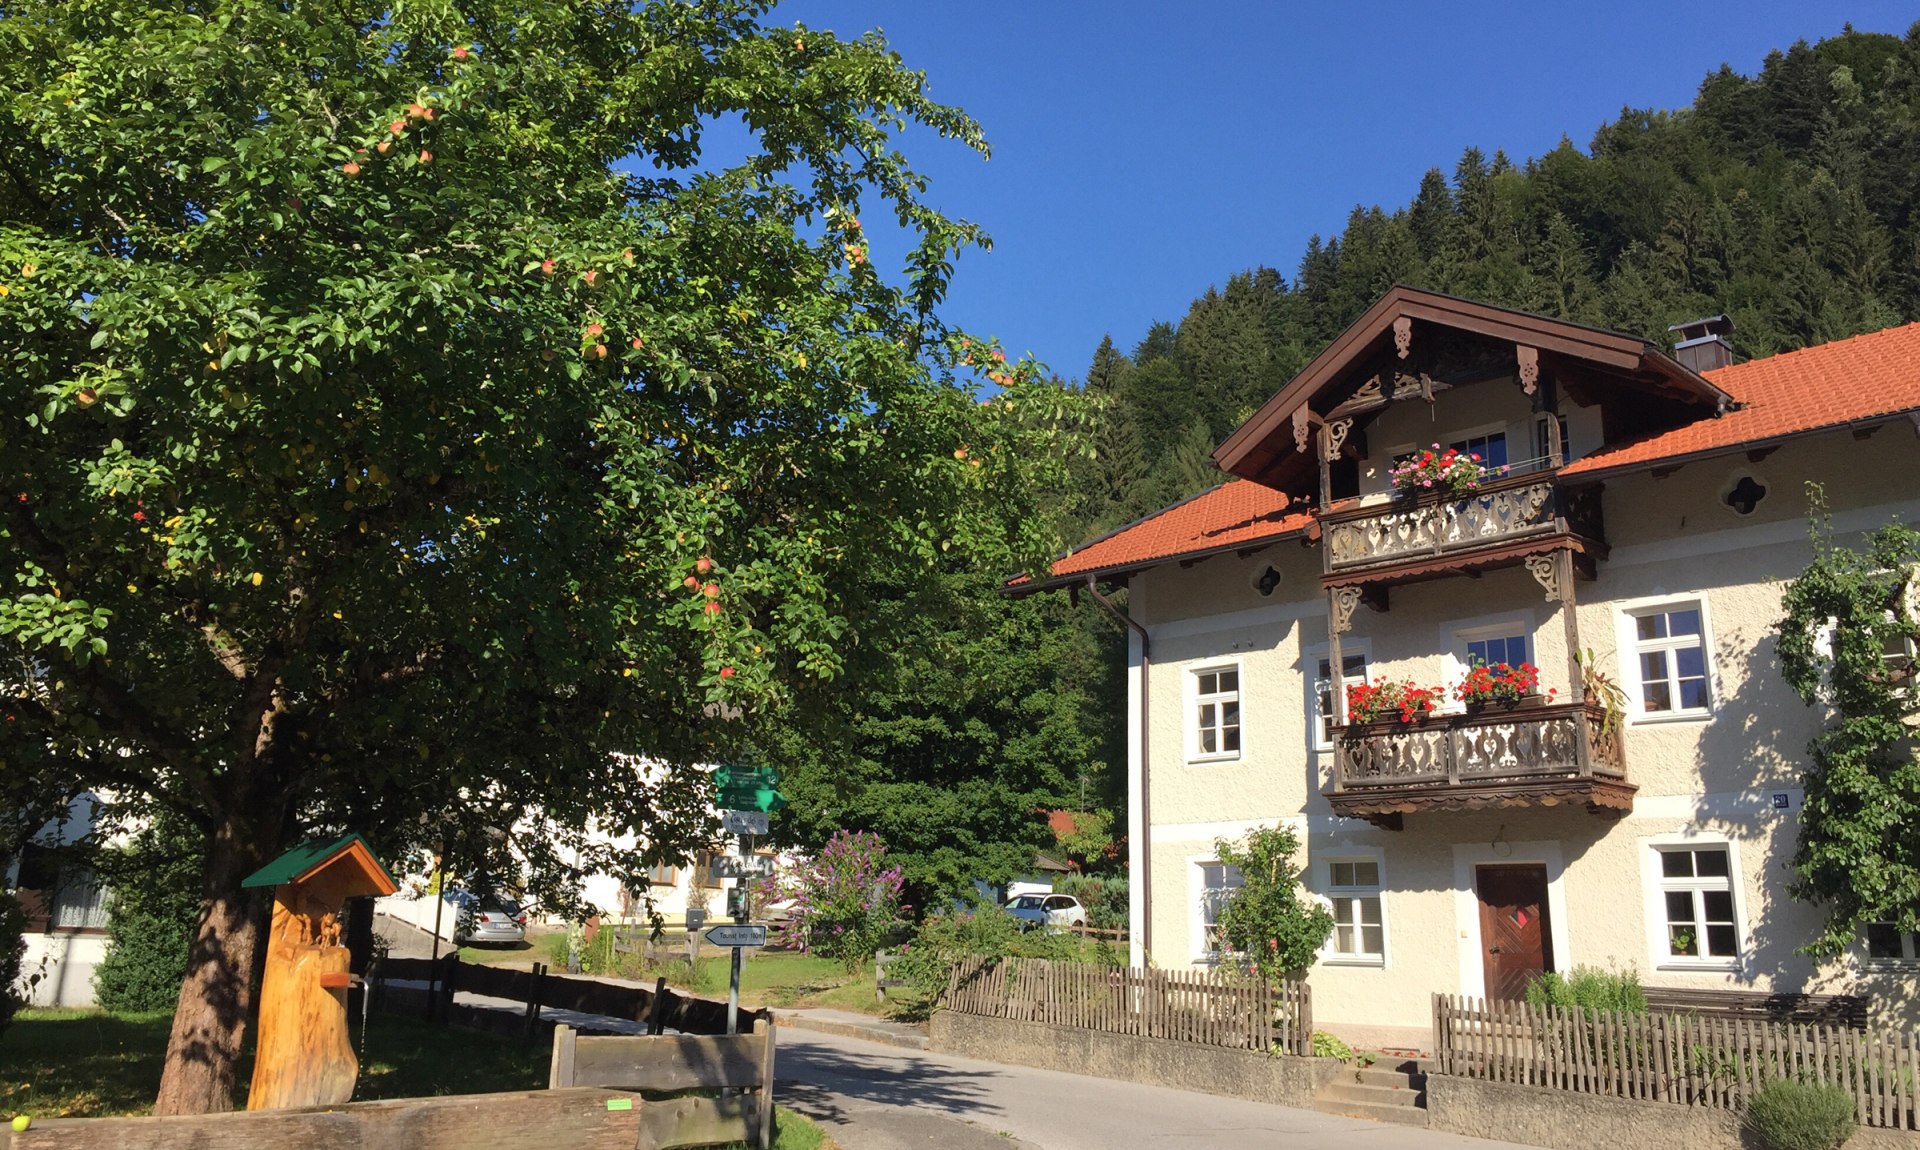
[1005,893,1087,931]
[454,896,529,945]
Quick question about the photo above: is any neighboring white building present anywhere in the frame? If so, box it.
[5,794,113,1007]
[1020,289,1920,1049]
[377,762,781,941]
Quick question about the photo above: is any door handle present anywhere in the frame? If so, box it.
[1488,946,1501,954]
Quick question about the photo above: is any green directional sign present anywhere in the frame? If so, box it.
[715,764,785,812]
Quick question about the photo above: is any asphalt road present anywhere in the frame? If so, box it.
[774,1027,1545,1150]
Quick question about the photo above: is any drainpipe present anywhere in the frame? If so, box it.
[1084,575,1150,965]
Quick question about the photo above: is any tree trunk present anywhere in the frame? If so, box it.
[152,819,269,1115]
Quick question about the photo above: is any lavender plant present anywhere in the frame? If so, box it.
[769,830,907,971]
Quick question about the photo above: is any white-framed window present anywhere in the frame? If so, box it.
[1324,858,1385,965]
[1197,861,1244,956]
[1464,630,1530,671]
[1865,922,1919,965]
[1879,616,1916,685]
[1313,650,1369,749]
[1190,664,1242,762]
[1449,430,1508,471]
[1656,845,1741,966]
[1624,601,1712,719]
[50,867,110,931]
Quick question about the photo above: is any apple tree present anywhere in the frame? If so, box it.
[0,0,1076,1113]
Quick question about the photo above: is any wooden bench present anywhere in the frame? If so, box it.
[548,1018,776,1149]
[1641,988,1869,1029]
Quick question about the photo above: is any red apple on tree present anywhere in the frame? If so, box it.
[695,557,713,574]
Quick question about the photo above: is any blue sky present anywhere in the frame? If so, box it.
[764,2,1918,382]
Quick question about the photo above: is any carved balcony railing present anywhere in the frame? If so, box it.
[1322,477,1603,575]
[1327,699,1633,825]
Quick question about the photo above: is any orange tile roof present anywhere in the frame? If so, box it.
[1018,481,1313,588]
[1026,319,1920,587]
[1563,320,1920,477]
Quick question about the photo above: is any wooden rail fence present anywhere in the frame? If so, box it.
[1433,994,1919,1129]
[375,953,752,1037]
[945,955,1312,1057]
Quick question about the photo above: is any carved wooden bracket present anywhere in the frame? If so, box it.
[1331,585,1364,634]
[1392,316,1413,360]
[1516,345,1540,396]
[1524,553,1561,601]
[1293,405,1310,453]
[1323,418,1352,462]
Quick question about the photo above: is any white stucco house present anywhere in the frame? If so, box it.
[1018,288,1920,1049]
[6,794,113,1007]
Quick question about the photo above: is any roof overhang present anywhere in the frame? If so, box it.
[1213,286,1734,495]
[1004,524,1312,596]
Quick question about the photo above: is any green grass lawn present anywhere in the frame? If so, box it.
[0,1008,832,1147]
[663,950,926,1019]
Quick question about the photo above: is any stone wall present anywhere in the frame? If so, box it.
[1428,1073,1920,1150]
[928,1011,1338,1108]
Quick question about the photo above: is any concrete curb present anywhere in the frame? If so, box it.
[771,1010,931,1051]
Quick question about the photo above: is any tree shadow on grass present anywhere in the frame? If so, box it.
[0,1011,173,1119]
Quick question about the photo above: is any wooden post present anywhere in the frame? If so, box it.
[1326,586,1347,793]
[522,962,545,1039]
[646,977,670,1036]
[436,951,460,1025]
[757,1009,778,1150]
[548,1022,577,1088]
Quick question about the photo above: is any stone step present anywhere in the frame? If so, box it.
[1353,1066,1427,1090]
[1317,1081,1426,1108]
[1309,1097,1431,1127]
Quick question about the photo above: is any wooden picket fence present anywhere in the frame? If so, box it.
[945,954,1312,1056]
[1433,994,1920,1129]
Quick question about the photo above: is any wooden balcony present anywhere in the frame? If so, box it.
[1327,699,1633,827]
[1321,474,1604,581]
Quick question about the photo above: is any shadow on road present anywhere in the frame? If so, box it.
[775,1038,1003,1126]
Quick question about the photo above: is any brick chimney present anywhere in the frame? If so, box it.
[1668,315,1734,373]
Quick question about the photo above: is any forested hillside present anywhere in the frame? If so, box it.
[1068,24,1920,538]
[773,24,1920,903]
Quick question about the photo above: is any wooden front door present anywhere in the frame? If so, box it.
[1477,864,1553,1001]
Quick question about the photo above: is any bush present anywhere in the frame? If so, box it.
[1523,965,1647,1014]
[93,814,205,1013]
[1210,825,1333,982]
[1310,1030,1353,1061]
[1055,873,1128,930]
[886,901,1119,1014]
[766,831,906,971]
[1745,1078,1857,1150]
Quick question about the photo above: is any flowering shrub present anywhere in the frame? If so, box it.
[765,830,906,971]
[1345,679,1445,724]
[1389,444,1500,496]
[1452,661,1555,706]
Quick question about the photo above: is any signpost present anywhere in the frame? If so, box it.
[712,764,785,1035]
[712,854,774,879]
[705,924,769,948]
[721,809,770,835]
